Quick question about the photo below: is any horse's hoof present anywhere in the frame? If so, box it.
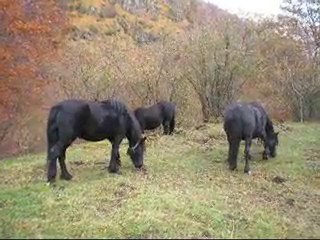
[108,166,120,174]
[245,170,252,175]
[136,166,147,173]
[262,152,269,160]
[60,173,73,181]
[229,166,237,171]
[46,178,56,186]
[47,175,56,184]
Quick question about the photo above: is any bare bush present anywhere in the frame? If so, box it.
[49,41,120,101]
[182,18,255,121]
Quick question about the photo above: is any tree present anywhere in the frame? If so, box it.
[279,0,320,121]
[0,0,69,156]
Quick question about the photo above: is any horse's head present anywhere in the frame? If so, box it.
[127,136,147,169]
[266,132,279,158]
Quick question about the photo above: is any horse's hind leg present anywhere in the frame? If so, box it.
[59,147,73,180]
[108,138,122,173]
[169,117,175,135]
[227,137,240,171]
[244,137,252,174]
[162,121,170,135]
[47,143,62,183]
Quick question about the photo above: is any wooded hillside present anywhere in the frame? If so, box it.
[1,0,319,158]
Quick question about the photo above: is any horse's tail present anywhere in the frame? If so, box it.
[46,105,61,182]
[47,105,60,148]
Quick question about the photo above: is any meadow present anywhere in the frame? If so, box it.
[0,123,319,238]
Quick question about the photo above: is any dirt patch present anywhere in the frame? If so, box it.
[275,123,294,133]
[305,148,320,171]
[286,198,295,207]
[71,160,85,166]
[195,124,207,130]
[187,128,225,148]
[272,176,287,184]
[114,182,136,198]
[306,148,320,162]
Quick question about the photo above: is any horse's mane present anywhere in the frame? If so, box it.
[100,99,142,143]
[249,101,275,134]
[266,116,275,134]
[100,99,129,115]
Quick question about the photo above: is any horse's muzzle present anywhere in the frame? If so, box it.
[136,164,146,172]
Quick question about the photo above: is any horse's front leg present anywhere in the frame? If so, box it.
[263,147,270,160]
[261,131,270,160]
[108,139,121,173]
[260,131,270,159]
[59,147,73,180]
[116,150,121,167]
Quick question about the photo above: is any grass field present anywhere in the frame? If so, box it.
[0,123,319,238]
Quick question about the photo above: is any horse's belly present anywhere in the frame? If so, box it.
[145,119,161,130]
[80,134,108,142]
[80,127,120,142]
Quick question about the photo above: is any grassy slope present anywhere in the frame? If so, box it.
[0,123,319,238]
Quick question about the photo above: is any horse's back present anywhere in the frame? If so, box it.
[249,102,267,116]
[57,99,90,121]
[224,102,269,139]
[54,99,89,113]
[133,103,159,124]
[224,102,255,123]
[84,100,134,140]
[224,102,257,137]
[52,99,134,141]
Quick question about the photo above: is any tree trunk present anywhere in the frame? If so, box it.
[199,96,210,123]
[299,97,304,123]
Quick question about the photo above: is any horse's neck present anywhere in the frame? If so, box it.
[126,115,141,147]
[265,117,275,135]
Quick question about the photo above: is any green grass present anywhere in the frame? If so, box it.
[0,123,319,238]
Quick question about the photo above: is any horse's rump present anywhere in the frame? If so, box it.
[134,101,176,134]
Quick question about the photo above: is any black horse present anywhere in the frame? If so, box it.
[133,101,176,135]
[46,99,147,183]
[223,102,279,174]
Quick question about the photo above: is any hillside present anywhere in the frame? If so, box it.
[0,123,319,238]
[0,0,232,159]
[66,0,229,44]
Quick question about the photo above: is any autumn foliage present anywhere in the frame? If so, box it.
[0,0,69,156]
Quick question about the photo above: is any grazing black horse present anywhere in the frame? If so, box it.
[46,99,147,183]
[223,102,279,174]
[133,101,176,135]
